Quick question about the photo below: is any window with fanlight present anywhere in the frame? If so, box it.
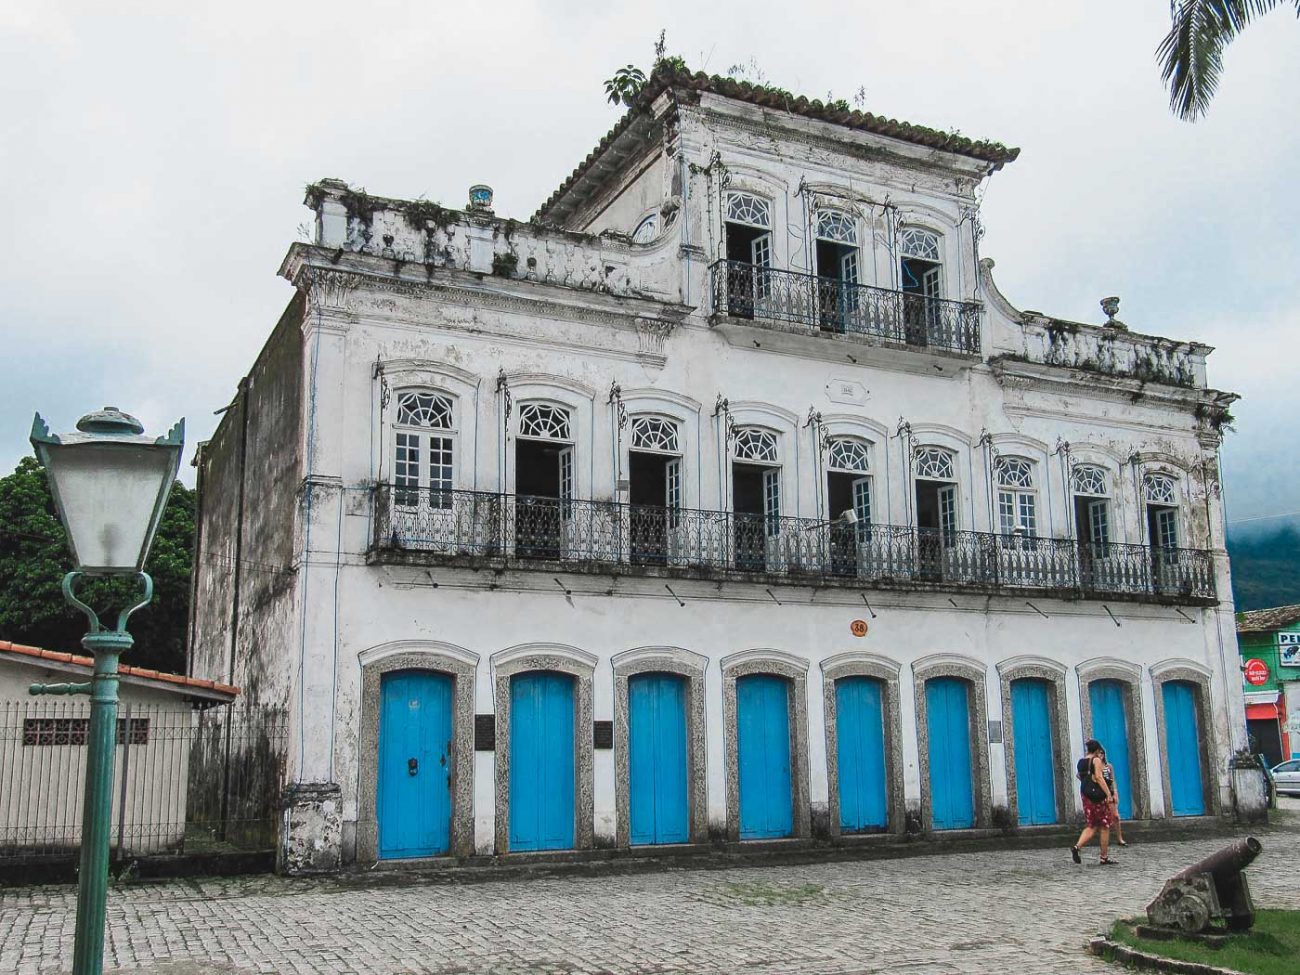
[1143,473,1180,549]
[628,415,683,565]
[393,390,456,508]
[995,456,1038,537]
[815,211,861,333]
[1072,465,1110,547]
[723,192,773,319]
[732,426,780,571]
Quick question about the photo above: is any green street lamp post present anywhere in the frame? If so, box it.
[29,407,184,975]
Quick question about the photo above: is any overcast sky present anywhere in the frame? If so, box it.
[2,2,1296,527]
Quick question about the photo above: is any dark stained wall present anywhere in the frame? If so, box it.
[189,293,305,706]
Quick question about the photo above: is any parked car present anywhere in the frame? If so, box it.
[1271,759,1300,797]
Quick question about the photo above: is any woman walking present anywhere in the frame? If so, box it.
[1101,748,1128,847]
[1071,738,1117,865]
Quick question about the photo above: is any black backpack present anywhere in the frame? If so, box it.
[1077,757,1106,802]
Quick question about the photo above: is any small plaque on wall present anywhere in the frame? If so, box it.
[474,714,496,751]
[593,720,614,750]
[988,720,1003,744]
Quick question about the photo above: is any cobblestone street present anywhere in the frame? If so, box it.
[3,818,1297,975]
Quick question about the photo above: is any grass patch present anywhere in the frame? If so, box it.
[1109,911,1300,975]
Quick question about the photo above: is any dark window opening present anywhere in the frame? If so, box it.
[900,256,942,346]
[516,439,565,560]
[629,451,670,565]
[816,239,859,333]
[733,462,772,572]
[724,223,771,320]
[827,471,859,577]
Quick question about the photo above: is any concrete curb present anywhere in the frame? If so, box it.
[1087,935,1247,975]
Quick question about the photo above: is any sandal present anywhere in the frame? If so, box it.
[1117,840,1129,847]
[1070,846,1081,864]
[1098,857,1117,865]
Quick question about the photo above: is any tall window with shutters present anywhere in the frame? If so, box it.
[995,457,1038,537]
[393,391,456,509]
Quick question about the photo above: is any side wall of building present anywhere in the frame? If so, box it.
[189,293,305,708]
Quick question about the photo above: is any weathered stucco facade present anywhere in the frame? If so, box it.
[190,67,1252,870]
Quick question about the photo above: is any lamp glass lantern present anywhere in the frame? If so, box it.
[30,408,185,575]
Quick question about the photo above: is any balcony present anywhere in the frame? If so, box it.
[709,260,981,356]
[370,486,1216,605]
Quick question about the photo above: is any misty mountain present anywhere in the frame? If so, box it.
[1227,521,1300,612]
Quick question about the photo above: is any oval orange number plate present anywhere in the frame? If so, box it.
[850,619,868,638]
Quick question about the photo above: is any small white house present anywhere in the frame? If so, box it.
[0,639,239,856]
[188,65,1251,874]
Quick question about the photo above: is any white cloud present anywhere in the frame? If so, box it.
[1,1,1297,520]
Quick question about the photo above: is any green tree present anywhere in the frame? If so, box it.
[0,455,195,673]
[1159,1,1299,121]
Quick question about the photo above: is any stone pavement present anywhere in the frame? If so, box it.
[2,817,1298,975]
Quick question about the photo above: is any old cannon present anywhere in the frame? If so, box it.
[1145,837,1262,934]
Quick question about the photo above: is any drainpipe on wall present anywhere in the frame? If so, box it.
[219,376,251,840]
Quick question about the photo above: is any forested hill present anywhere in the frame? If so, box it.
[1228,523,1300,612]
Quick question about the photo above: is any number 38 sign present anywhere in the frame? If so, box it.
[850,619,869,638]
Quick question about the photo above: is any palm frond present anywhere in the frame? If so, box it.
[1158,0,1285,121]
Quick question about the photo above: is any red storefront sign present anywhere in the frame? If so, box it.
[1244,658,1270,686]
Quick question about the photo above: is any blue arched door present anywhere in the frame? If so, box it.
[1011,679,1058,825]
[737,674,793,839]
[378,670,453,858]
[926,678,974,829]
[510,671,576,851]
[1089,680,1134,819]
[836,677,888,832]
[1163,681,1206,816]
[628,673,690,845]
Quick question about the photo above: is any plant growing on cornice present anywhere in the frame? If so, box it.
[402,198,456,231]
[304,183,326,210]
[340,188,380,226]
[605,64,647,107]
[491,252,519,278]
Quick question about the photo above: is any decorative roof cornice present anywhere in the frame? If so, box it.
[534,65,1020,223]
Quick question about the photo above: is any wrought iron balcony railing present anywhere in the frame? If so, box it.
[371,486,1216,603]
[709,259,981,356]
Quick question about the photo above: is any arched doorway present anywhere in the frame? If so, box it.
[627,672,689,845]
[926,677,975,830]
[736,674,794,839]
[377,670,453,858]
[509,671,576,851]
[835,676,888,832]
[1010,679,1058,825]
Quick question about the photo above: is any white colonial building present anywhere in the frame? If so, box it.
[190,66,1250,872]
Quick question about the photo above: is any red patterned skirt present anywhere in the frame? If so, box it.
[1083,796,1115,829]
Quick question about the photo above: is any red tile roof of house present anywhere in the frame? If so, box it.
[0,639,239,700]
[1236,604,1300,635]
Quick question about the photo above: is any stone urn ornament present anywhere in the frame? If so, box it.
[1100,296,1128,331]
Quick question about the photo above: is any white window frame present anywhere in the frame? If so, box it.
[995,456,1038,537]
[392,389,457,509]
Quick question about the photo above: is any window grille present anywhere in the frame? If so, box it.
[816,211,857,244]
[733,427,778,463]
[1143,473,1178,505]
[518,403,572,441]
[826,437,869,472]
[1072,465,1108,496]
[23,717,149,746]
[995,456,1035,488]
[630,415,680,454]
[726,192,771,228]
[914,446,955,481]
[899,227,941,262]
[396,391,453,429]
[632,214,659,244]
